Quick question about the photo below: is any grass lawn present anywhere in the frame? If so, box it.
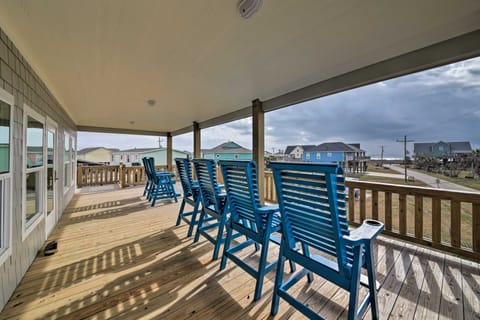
[366,164,399,175]
[357,175,428,187]
[406,167,480,191]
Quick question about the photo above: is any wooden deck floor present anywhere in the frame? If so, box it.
[1,186,479,320]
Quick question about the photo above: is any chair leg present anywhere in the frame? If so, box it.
[254,235,270,301]
[212,212,227,260]
[194,208,206,243]
[176,199,186,226]
[187,199,200,237]
[271,246,286,316]
[348,244,363,320]
[220,220,234,270]
[302,243,313,282]
[365,242,379,319]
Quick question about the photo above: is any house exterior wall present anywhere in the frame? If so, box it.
[0,26,77,311]
[203,152,252,160]
[111,151,142,165]
[78,148,112,163]
[142,149,190,166]
[303,151,344,162]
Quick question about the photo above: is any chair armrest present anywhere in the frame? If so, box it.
[343,219,384,246]
[256,205,279,216]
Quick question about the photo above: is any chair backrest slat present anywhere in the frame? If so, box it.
[220,160,261,226]
[175,158,193,197]
[269,161,349,269]
[192,159,222,210]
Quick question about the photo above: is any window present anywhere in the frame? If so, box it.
[316,152,321,160]
[216,154,220,158]
[327,152,332,157]
[305,153,310,160]
[64,133,70,190]
[234,154,239,159]
[23,105,45,239]
[0,89,13,264]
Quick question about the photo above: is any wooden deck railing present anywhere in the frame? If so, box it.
[77,164,171,188]
[345,180,480,260]
[263,172,480,260]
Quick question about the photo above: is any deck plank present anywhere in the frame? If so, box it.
[461,259,480,320]
[413,249,445,319]
[0,186,478,320]
[439,255,464,320]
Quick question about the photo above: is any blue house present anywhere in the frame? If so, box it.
[202,141,252,160]
[285,142,367,172]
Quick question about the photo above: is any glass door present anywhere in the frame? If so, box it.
[45,120,58,237]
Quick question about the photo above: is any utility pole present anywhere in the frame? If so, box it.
[158,137,163,149]
[380,145,385,167]
[396,135,414,182]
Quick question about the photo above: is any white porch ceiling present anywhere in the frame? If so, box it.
[0,0,479,134]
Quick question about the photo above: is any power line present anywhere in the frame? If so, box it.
[396,135,414,182]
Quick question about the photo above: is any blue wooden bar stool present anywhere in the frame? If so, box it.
[175,158,201,237]
[219,160,285,301]
[268,162,384,320]
[144,157,179,206]
[192,159,230,260]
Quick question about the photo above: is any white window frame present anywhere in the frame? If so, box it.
[305,153,310,160]
[22,104,45,240]
[327,152,333,157]
[316,152,321,160]
[0,88,13,265]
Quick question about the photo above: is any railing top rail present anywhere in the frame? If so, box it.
[345,180,480,202]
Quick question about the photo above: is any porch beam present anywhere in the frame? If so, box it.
[77,125,167,136]
[252,99,264,203]
[167,133,173,172]
[193,121,201,158]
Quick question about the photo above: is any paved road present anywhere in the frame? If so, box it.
[389,164,478,192]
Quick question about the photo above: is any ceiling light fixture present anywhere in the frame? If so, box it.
[147,99,156,107]
[238,0,263,19]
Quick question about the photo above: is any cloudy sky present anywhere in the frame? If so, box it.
[78,56,480,158]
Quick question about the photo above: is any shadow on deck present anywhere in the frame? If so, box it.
[1,186,479,319]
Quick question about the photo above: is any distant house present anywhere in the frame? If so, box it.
[202,141,252,160]
[141,148,191,166]
[414,141,472,158]
[284,142,368,172]
[112,148,190,166]
[112,148,156,165]
[77,147,119,164]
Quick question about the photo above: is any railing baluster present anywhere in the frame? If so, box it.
[399,193,406,235]
[432,198,441,245]
[385,191,392,231]
[372,190,378,220]
[473,203,480,253]
[348,187,354,222]
[414,195,423,239]
[360,189,366,221]
[451,200,461,248]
